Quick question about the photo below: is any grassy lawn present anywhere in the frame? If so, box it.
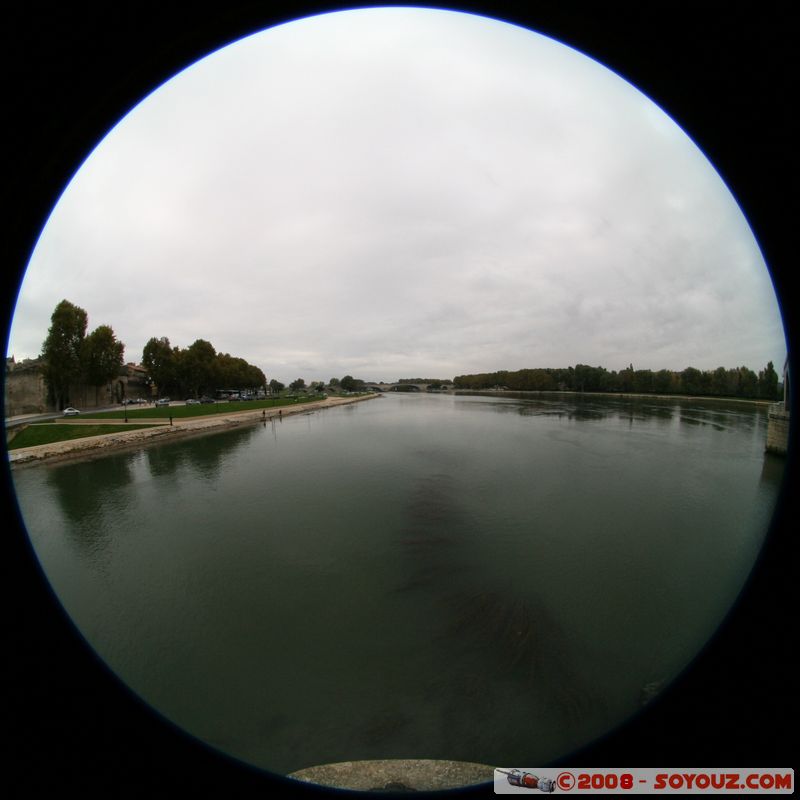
[89,395,325,420]
[8,423,160,450]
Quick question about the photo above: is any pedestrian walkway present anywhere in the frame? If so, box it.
[8,394,381,466]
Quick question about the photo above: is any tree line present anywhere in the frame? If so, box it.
[142,336,265,398]
[41,299,125,409]
[452,362,781,401]
[37,299,268,407]
[272,376,365,393]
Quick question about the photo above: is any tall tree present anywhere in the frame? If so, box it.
[246,364,266,392]
[618,364,635,393]
[41,299,88,409]
[142,337,176,396]
[183,339,217,397]
[757,361,779,400]
[82,325,125,404]
[711,366,729,396]
[654,369,673,394]
[736,366,758,398]
[681,367,703,396]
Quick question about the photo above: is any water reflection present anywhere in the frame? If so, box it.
[760,452,786,491]
[456,391,769,437]
[394,471,464,594]
[12,392,783,774]
[392,467,607,746]
[144,425,258,482]
[441,587,605,725]
[47,455,134,534]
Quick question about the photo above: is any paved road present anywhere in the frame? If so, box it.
[6,407,120,428]
[5,401,190,428]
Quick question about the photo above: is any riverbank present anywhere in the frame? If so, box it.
[7,393,381,468]
[455,388,775,406]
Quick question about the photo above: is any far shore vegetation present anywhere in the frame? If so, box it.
[452,363,781,401]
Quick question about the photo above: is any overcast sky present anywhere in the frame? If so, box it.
[7,7,786,383]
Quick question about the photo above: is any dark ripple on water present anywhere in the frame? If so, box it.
[392,470,605,734]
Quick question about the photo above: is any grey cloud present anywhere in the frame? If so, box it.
[8,8,785,384]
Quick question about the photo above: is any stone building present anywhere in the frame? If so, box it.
[4,358,153,418]
[4,357,48,416]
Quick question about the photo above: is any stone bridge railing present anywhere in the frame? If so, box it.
[766,401,790,455]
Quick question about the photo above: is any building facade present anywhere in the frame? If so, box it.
[4,358,153,417]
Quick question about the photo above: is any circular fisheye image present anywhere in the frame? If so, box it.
[5,4,792,794]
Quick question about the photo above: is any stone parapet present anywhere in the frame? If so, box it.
[288,759,494,791]
[766,402,790,455]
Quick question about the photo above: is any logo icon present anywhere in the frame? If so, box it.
[556,771,576,791]
[497,769,556,792]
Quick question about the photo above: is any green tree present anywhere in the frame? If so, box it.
[735,366,758,398]
[216,353,240,388]
[618,364,635,393]
[142,337,176,396]
[653,369,673,394]
[82,324,125,404]
[711,366,729,396]
[757,361,779,400]
[632,369,654,394]
[182,339,217,397]
[290,378,306,391]
[269,379,285,394]
[681,367,702,395]
[41,299,88,409]
[245,364,266,393]
[215,353,265,393]
[574,364,609,392]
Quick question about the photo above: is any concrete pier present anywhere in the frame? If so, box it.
[288,759,494,792]
[766,402,790,455]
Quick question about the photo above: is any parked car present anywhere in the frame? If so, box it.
[62,407,80,416]
[155,398,170,407]
[200,396,215,404]
[185,398,200,405]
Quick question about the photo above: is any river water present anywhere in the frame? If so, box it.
[11,392,784,776]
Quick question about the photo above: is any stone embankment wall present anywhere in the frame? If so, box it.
[4,362,48,416]
[8,393,381,467]
[766,402,790,455]
[5,359,151,417]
